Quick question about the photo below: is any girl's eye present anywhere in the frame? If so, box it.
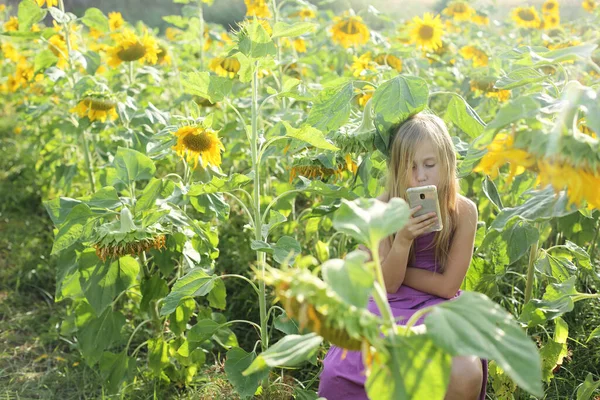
[426,164,435,168]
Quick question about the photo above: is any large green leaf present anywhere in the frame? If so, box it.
[540,317,568,383]
[182,72,233,103]
[237,19,276,58]
[87,187,121,209]
[519,276,584,327]
[18,0,46,32]
[188,174,252,196]
[147,338,170,376]
[332,197,411,248]
[485,96,540,131]
[136,178,172,213]
[160,268,220,315]
[445,93,485,138]
[77,308,125,365]
[495,68,547,90]
[271,21,316,38]
[81,7,109,32]
[51,204,95,255]
[282,121,339,151]
[224,347,270,399]
[79,256,140,315]
[99,351,135,394]
[34,49,58,73]
[113,147,156,185]
[501,220,539,264]
[322,250,373,308]
[366,334,451,400]
[577,373,600,400]
[243,333,323,375]
[425,291,543,397]
[306,81,354,133]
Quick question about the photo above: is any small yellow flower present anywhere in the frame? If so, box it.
[443,1,474,21]
[89,28,103,40]
[172,126,225,169]
[330,13,370,48]
[511,6,542,29]
[583,0,597,12]
[244,0,271,18]
[471,12,490,25]
[165,27,183,41]
[293,38,307,53]
[36,0,58,7]
[108,12,125,31]
[543,13,560,29]
[4,16,19,32]
[542,0,559,14]
[374,53,402,72]
[408,13,444,51]
[290,7,317,20]
[460,45,489,67]
[209,56,241,78]
[1,43,22,63]
[0,4,6,12]
[350,52,377,77]
[485,89,511,102]
[70,96,119,123]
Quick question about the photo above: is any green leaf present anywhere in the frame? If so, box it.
[207,278,227,309]
[163,15,189,28]
[495,67,547,90]
[188,319,221,343]
[274,310,299,335]
[168,298,196,335]
[586,325,600,343]
[148,338,170,376]
[45,196,81,225]
[272,236,301,265]
[486,96,540,131]
[261,210,287,238]
[577,373,600,400]
[372,75,429,149]
[322,250,373,308]
[425,291,543,397]
[271,21,316,38]
[34,49,58,73]
[519,276,580,327]
[79,256,140,315]
[542,43,598,64]
[99,351,135,394]
[77,308,125,366]
[333,197,411,247]
[84,51,101,75]
[237,19,276,58]
[88,187,121,209]
[535,252,576,283]
[540,317,568,382]
[187,174,252,196]
[282,121,339,151]
[51,204,95,255]
[18,0,46,32]
[481,177,503,210]
[113,147,156,185]
[501,220,539,264]
[445,93,485,138]
[366,334,451,400]
[81,7,109,32]
[225,347,270,399]
[160,268,219,315]
[182,71,233,103]
[294,178,358,200]
[243,333,323,376]
[140,274,168,313]
[306,81,354,133]
[136,178,165,212]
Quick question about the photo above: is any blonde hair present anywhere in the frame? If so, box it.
[384,112,458,272]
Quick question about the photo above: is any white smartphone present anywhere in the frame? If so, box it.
[406,185,443,233]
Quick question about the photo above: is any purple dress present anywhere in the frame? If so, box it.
[318,231,488,400]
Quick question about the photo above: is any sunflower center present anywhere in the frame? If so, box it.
[182,131,213,152]
[342,20,358,35]
[85,97,117,111]
[544,3,556,11]
[518,10,535,21]
[117,42,146,62]
[419,25,434,39]
[453,4,468,13]
[221,58,240,73]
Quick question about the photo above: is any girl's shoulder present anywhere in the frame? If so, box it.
[455,194,478,229]
[376,192,390,202]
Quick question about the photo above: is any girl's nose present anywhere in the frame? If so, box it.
[417,167,427,182]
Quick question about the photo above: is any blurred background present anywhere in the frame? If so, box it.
[1,0,588,32]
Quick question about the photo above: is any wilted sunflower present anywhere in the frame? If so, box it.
[290,7,317,20]
[288,154,356,183]
[460,45,489,67]
[408,13,444,51]
[583,0,597,12]
[330,13,370,48]
[108,12,125,31]
[244,0,271,18]
[107,29,159,68]
[209,56,241,78]
[443,1,474,21]
[70,93,119,123]
[374,53,402,72]
[542,0,559,14]
[511,6,542,28]
[172,125,224,169]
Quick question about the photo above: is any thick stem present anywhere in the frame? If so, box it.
[370,244,397,343]
[524,240,539,304]
[81,131,96,192]
[198,2,205,69]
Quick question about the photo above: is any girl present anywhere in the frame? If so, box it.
[318,112,488,400]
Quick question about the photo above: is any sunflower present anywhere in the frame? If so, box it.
[542,0,559,14]
[70,94,119,123]
[473,133,536,184]
[0,4,5,11]
[290,7,317,20]
[4,16,19,32]
[511,7,542,28]
[543,13,560,29]
[48,33,78,69]
[355,84,374,108]
[36,0,58,7]
[2,43,22,63]
[172,126,225,169]
[107,29,159,67]
[330,13,370,48]
[460,45,489,67]
[209,56,240,78]
[108,12,125,31]
[485,89,511,102]
[89,28,103,40]
[443,1,475,21]
[408,13,444,51]
[471,12,490,25]
[293,38,307,53]
[536,159,600,209]
[288,155,354,183]
[374,53,402,72]
[351,52,377,77]
[583,0,597,12]
[244,0,271,18]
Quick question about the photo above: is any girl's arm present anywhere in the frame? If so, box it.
[401,196,478,299]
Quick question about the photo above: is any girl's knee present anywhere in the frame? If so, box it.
[445,356,483,400]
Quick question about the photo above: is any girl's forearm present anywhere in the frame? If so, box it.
[381,237,412,293]
[402,267,455,299]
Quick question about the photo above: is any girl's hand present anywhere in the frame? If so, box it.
[395,205,438,244]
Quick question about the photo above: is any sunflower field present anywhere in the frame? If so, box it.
[1,0,600,398]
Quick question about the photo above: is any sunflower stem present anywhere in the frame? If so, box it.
[58,0,75,79]
[524,235,540,304]
[270,0,286,109]
[128,61,135,85]
[198,2,205,70]
[81,131,97,193]
[369,241,397,344]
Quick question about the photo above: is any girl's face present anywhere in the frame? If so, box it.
[409,139,440,188]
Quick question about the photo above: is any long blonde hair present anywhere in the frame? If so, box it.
[384,112,458,272]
